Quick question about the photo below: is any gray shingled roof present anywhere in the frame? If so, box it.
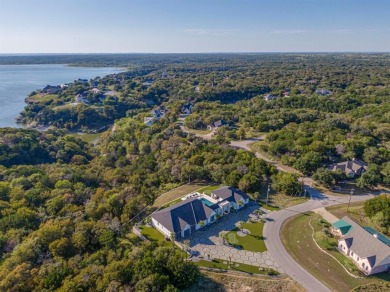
[341,217,390,268]
[212,186,249,203]
[151,197,214,234]
[209,120,227,128]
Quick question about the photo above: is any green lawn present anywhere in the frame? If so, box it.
[139,225,166,242]
[153,183,207,208]
[28,94,59,103]
[195,259,277,275]
[197,185,222,195]
[226,221,266,252]
[281,212,390,291]
[261,204,280,211]
[72,133,102,144]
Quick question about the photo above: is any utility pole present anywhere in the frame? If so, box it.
[347,188,354,212]
[266,183,271,206]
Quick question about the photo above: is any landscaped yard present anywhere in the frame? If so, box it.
[281,212,390,291]
[139,225,166,242]
[226,221,266,252]
[195,258,276,275]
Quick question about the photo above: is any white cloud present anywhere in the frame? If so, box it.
[327,29,353,34]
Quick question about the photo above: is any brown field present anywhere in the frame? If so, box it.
[184,270,304,292]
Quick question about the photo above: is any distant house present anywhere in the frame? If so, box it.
[332,217,390,275]
[264,94,278,101]
[151,186,250,239]
[143,117,155,127]
[282,89,291,97]
[316,89,332,96]
[332,158,367,178]
[207,119,228,131]
[75,93,88,104]
[91,88,100,94]
[59,83,69,89]
[181,102,194,116]
[144,106,168,126]
[142,81,153,87]
[41,85,61,95]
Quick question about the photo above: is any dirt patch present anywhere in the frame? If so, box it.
[184,271,304,292]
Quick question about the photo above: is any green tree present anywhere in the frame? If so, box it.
[272,172,301,196]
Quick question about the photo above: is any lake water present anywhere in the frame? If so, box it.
[0,64,123,128]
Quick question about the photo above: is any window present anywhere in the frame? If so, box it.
[357,257,360,261]
[362,263,365,268]
[351,251,354,256]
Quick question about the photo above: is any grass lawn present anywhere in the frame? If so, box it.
[197,185,222,195]
[256,183,308,209]
[152,183,208,208]
[139,225,166,242]
[261,204,280,211]
[195,258,276,275]
[27,94,58,103]
[326,201,389,237]
[226,221,266,252]
[281,212,390,291]
[72,133,102,144]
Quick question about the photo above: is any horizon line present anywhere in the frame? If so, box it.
[1,51,390,56]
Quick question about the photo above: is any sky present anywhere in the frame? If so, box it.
[0,0,389,53]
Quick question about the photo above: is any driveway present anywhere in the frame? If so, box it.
[263,192,375,292]
[185,204,282,272]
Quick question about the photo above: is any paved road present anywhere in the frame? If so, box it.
[263,189,375,292]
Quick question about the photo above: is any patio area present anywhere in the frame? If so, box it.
[183,203,283,273]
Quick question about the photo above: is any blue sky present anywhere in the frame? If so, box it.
[0,0,389,53]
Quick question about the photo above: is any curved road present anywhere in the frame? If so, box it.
[195,136,377,291]
[263,188,374,292]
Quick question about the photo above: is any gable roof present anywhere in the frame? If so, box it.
[209,120,227,128]
[151,198,215,234]
[332,159,367,175]
[333,219,353,235]
[340,217,390,268]
[211,186,249,204]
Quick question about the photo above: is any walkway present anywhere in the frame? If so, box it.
[185,204,282,272]
[312,207,339,224]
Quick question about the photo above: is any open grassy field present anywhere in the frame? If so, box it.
[152,183,208,208]
[281,212,390,291]
[227,221,266,252]
[27,94,59,103]
[183,270,304,292]
[256,183,308,209]
[72,133,102,144]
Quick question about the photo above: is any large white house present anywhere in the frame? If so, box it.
[332,217,390,275]
[151,186,250,239]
